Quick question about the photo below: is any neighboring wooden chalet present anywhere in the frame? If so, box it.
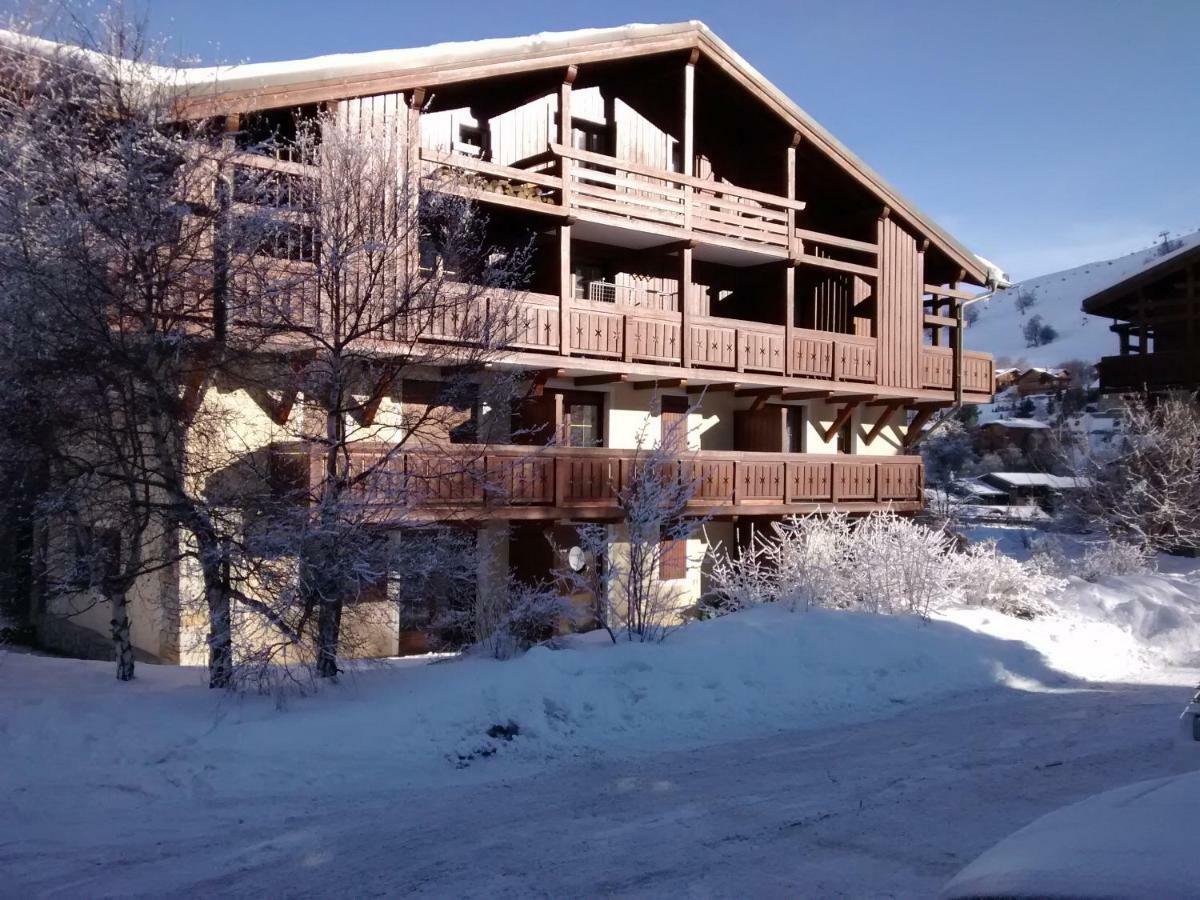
[976,418,1052,455]
[978,472,1087,513]
[1083,242,1200,394]
[10,23,1000,661]
[1011,367,1070,397]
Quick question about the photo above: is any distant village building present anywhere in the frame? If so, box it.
[979,472,1087,512]
[995,367,1020,391]
[976,418,1051,456]
[1082,242,1200,394]
[1012,367,1071,397]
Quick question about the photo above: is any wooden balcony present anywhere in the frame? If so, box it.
[231,149,994,401]
[1096,352,1200,393]
[420,145,877,275]
[280,443,925,523]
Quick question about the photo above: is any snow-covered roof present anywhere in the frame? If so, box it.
[953,479,1008,498]
[1020,367,1069,378]
[984,473,1088,490]
[0,23,993,284]
[982,418,1050,431]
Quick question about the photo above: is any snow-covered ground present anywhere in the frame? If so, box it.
[942,768,1200,898]
[2,570,1198,897]
[968,229,1200,368]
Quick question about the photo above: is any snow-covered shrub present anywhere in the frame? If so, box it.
[1077,540,1153,581]
[475,582,575,660]
[706,513,854,612]
[957,540,1066,618]
[845,513,960,617]
[707,512,1066,621]
[772,513,854,609]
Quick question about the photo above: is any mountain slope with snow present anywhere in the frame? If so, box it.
[966,231,1200,367]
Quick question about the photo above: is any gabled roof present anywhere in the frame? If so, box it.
[1081,238,1200,315]
[0,22,992,285]
[983,472,1088,490]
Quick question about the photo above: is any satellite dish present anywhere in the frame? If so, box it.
[567,546,587,572]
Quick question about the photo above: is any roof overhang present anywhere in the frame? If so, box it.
[1082,242,1200,316]
[0,21,991,284]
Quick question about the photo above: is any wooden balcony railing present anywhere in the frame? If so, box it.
[919,346,995,395]
[231,149,994,400]
[1097,352,1200,393]
[282,443,924,518]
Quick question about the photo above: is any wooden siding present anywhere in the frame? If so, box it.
[876,217,923,389]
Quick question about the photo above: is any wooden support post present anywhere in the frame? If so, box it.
[680,243,694,368]
[354,363,400,427]
[559,222,572,357]
[863,401,902,446]
[682,49,697,230]
[559,66,577,210]
[403,89,427,288]
[902,406,937,449]
[820,401,859,443]
[551,388,566,446]
[953,288,965,408]
[784,262,795,377]
[786,132,801,259]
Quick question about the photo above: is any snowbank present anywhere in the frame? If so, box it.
[940,571,1200,681]
[0,608,1056,802]
[941,770,1200,898]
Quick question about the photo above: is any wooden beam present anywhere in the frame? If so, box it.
[796,254,878,279]
[827,393,878,405]
[863,401,902,446]
[867,396,918,406]
[574,373,627,387]
[734,386,779,412]
[353,363,400,428]
[779,389,830,402]
[247,385,299,427]
[923,283,975,301]
[924,314,957,328]
[179,368,209,426]
[527,368,564,399]
[819,400,860,443]
[687,382,739,394]
[633,378,686,390]
[902,406,937,448]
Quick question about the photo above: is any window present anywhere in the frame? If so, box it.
[570,119,609,155]
[785,407,805,453]
[837,419,853,454]
[573,263,606,301]
[659,538,687,581]
[564,393,603,448]
[69,526,120,591]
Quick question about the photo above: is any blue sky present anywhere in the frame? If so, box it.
[106,0,1200,279]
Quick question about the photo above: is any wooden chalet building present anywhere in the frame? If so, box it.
[19,23,1000,661]
[1083,242,1200,394]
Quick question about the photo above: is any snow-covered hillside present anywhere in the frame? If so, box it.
[967,231,1200,367]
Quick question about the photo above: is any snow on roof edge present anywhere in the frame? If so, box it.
[0,21,995,279]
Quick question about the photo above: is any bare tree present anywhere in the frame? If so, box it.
[1068,394,1200,552]
[562,398,706,643]
[243,109,531,678]
[0,19,317,683]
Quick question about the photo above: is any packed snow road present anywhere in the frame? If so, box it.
[4,680,1193,898]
